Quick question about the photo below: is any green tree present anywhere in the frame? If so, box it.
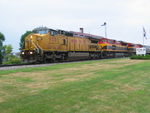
[3,45,21,64]
[3,45,13,62]
[0,32,5,64]
[20,31,32,49]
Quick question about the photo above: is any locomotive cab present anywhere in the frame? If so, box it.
[20,27,69,63]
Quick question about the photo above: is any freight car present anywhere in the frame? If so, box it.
[20,27,150,63]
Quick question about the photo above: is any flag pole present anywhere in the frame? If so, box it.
[143,35,144,45]
[105,24,107,38]
[143,27,146,45]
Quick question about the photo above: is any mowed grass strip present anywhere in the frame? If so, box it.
[0,58,150,113]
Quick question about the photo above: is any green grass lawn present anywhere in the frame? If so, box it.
[0,58,150,113]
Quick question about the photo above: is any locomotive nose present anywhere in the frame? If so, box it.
[25,35,36,50]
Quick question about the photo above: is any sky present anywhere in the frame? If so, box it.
[0,0,150,52]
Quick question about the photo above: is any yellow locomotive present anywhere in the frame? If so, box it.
[21,27,103,62]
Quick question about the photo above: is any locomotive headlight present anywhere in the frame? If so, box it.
[21,52,25,55]
[29,51,33,54]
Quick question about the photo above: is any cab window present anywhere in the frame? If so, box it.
[38,30,49,34]
[50,30,58,36]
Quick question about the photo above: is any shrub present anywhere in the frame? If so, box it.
[3,56,22,64]
[130,55,150,60]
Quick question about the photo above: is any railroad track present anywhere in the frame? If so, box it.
[0,63,33,67]
[0,57,127,70]
[0,59,89,70]
[0,63,55,70]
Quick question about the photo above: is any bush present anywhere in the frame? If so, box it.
[130,55,150,60]
[3,56,22,64]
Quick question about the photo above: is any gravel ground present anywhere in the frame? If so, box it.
[0,63,55,70]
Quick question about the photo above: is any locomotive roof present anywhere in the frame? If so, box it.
[33,27,57,33]
[70,31,104,39]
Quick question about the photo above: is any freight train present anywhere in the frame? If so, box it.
[20,27,150,62]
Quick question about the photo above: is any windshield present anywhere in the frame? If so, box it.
[38,30,49,34]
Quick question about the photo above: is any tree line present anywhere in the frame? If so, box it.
[0,32,5,64]
[0,31,32,65]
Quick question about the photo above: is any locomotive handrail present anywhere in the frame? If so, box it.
[36,43,44,55]
[31,40,43,55]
